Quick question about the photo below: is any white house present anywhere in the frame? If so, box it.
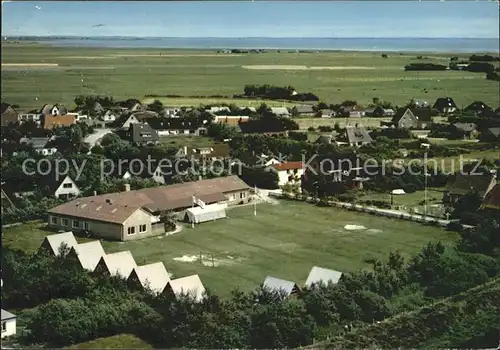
[102,110,117,122]
[46,175,81,199]
[267,161,304,188]
[1,309,17,339]
[18,112,42,126]
[119,114,140,129]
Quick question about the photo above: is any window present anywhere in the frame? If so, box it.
[240,192,246,199]
[63,183,72,188]
[139,224,147,233]
[1,321,6,332]
[72,220,80,229]
[63,218,69,226]
[51,216,58,225]
[83,222,89,230]
[127,226,136,235]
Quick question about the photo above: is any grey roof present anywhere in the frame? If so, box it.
[305,266,343,287]
[345,127,373,144]
[19,137,51,149]
[1,309,16,321]
[262,276,299,296]
[129,123,159,143]
[453,123,477,132]
[488,127,500,138]
[270,107,290,115]
[294,105,314,114]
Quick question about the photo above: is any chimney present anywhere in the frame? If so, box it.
[124,183,131,192]
[184,146,188,155]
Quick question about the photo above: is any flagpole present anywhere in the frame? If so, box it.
[192,195,195,228]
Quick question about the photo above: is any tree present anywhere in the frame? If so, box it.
[147,99,164,113]
[100,133,122,147]
[458,219,500,256]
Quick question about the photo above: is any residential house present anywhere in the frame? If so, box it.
[69,241,106,272]
[1,188,16,213]
[43,114,76,129]
[1,103,19,126]
[480,184,500,212]
[175,144,230,161]
[41,104,68,116]
[453,123,479,139]
[464,101,493,116]
[164,274,206,302]
[132,111,159,122]
[214,115,250,127]
[130,103,147,113]
[391,108,435,129]
[367,106,395,117]
[291,105,315,116]
[1,310,17,339]
[341,126,373,147]
[413,99,429,108]
[482,127,500,142]
[18,110,42,126]
[128,262,171,295]
[101,110,117,123]
[262,276,301,297]
[92,101,105,116]
[127,123,159,146]
[161,107,182,118]
[270,107,290,117]
[147,118,208,136]
[267,161,304,188]
[320,109,336,118]
[19,136,58,156]
[115,114,140,129]
[443,173,497,204]
[349,109,366,118]
[41,174,81,199]
[305,266,343,288]
[47,176,251,240]
[433,97,457,114]
[39,231,78,256]
[95,251,137,279]
[206,106,230,114]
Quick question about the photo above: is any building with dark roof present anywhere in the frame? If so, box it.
[391,108,436,129]
[443,173,497,204]
[432,97,457,113]
[464,101,493,116]
[1,103,19,126]
[47,176,251,241]
[480,184,500,212]
[127,123,159,146]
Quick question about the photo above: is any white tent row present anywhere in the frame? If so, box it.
[186,203,227,224]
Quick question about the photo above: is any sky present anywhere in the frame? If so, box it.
[1,1,499,38]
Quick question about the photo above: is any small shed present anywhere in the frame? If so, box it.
[40,231,78,256]
[262,276,301,297]
[186,203,227,224]
[164,274,206,302]
[305,266,343,288]
[1,309,17,339]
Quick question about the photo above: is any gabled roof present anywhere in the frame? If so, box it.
[410,108,437,122]
[71,241,106,271]
[293,105,314,114]
[488,127,500,138]
[214,115,250,127]
[270,107,290,115]
[305,266,343,287]
[129,262,171,294]
[41,104,68,115]
[129,123,159,143]
[446,173,496,197]
[48,200,149,224]
[270,161,304,171]
[179,144,230,158]
[43,114,76,129]
[19,136,52,149]
[262,276,300,296]
[464,101,492,113]
[132,111,159,121]
[1,309,16,321]
[1,103,16,115]
[433,97,457,111]
[480,184,500,210]
[166,274,206,301]
[42,232,78,256]
[345,127,373,144]
[41,174,78,193]
[98,251,137,278]
[453,123,477,132]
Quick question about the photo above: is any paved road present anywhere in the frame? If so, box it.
[84,128,113,147]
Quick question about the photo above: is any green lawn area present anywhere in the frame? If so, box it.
[67,334,151,349]
[2,43,499,111]
[143,96,297,108]
[2,201,457,297]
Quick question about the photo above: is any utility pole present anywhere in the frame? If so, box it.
[254,185,257,216]
[424,171,428,218]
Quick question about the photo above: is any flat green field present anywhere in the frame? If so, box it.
[3,201,458,296]
[2,43,498,111]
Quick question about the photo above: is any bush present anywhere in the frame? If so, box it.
[404,63,447,71]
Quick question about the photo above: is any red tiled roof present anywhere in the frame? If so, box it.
[43,114,76,129]
[271,162,304,171]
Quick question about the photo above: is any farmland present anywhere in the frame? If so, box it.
[3,201,458,297]
[2,42,499,111]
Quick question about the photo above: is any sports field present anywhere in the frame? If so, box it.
[3,201,458,296]
[2,43,499,111]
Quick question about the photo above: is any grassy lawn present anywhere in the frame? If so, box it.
[67,334,152,349]
[3,201,456,296]
[3,202,458,296]
[297,116,448,130]
[143,97,298,108]
[2,43,499,110]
